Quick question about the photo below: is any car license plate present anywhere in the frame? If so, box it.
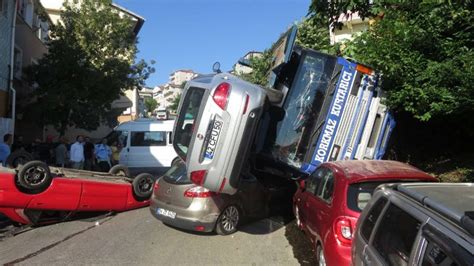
[157,208,176,219]
[204,119,223,159]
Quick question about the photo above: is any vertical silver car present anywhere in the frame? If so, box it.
[173,74,267,195]
[149,159,268,235]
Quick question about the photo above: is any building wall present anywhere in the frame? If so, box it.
[330,13,370,45]
[39,0,62,24]
[0,0,15,117]
[14,0,51,142]
[169,70,195,87]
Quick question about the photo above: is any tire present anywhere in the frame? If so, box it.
[316,244,327,266]
[17,161,52,192]
[109,164,130,177]
[132,173,154,201]
[6,150,33,168]
[171,156,181,167]
[215,205,241,235]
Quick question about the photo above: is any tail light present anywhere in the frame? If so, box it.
[184,186,216,198]
[190,170,207,186]
[213,82,231,110]
[153,181,160,192]
[334,216,357,245]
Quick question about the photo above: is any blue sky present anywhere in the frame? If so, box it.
[114,0,311,87]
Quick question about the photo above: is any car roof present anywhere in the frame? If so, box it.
[396,182,474,235]
[326,160,436,182]
[115,119,175,131]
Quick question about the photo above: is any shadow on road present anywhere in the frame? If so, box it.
[162,223,216,236]
[284,220,317,265]
[239,218,285,235]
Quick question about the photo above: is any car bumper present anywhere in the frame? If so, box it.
[149,196,220,233]
[324,237,352,266]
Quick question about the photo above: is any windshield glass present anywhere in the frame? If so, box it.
[163,160,189,184]
[265,53,336,168]
[347,182,385,212]
[173,87,205,159]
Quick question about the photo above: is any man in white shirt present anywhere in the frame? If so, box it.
[70,135,85,169]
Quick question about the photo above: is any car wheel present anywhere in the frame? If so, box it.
[132,173,154,201]
[109,164,130,177]
[215,205,240,235]
[6,150,33,169]
[316,244,327,266]
[295,206,303,230]
[17,161,53,193]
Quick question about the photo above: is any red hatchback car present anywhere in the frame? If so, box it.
[293,160,437,266]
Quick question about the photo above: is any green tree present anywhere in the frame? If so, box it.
[26,0,154,135]
[144,98,158,113]
[169,93,182,114]
[296,18,338,55]
[238,50,273,86]
[309,1,474,122]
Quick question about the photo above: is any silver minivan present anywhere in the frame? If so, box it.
[352,183,474,266]
[106,119,178,175]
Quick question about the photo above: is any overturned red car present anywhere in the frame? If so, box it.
[0,161,154,225]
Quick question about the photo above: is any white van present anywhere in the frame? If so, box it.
[106,119,178,175]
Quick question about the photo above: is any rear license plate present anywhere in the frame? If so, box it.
[204,119,223,159]
[157,208,176,219]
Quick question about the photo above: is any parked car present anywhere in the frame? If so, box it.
[352,182,474,266]
[293,160,437,266]
[105,119,179,175]
[149,159,268,235]
[0,161,154,225]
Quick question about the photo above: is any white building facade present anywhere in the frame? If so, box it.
[153,70,197,113]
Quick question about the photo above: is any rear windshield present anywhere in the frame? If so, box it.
[347,182,385,212]
[163,161,189,184]
[173,87,205,159]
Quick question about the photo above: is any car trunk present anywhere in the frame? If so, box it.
[155,179,195,209]
[154,162,195,209]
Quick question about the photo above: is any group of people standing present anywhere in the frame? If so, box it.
[68,135,120,172]
[0,133,120,172]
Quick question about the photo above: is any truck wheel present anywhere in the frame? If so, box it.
[215,205,241,235]
[109,164,130,177]
[132,173,154,201]
[6,150,33,168]
[17,161,53,193]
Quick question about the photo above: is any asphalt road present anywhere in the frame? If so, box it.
[0,207,314,265]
